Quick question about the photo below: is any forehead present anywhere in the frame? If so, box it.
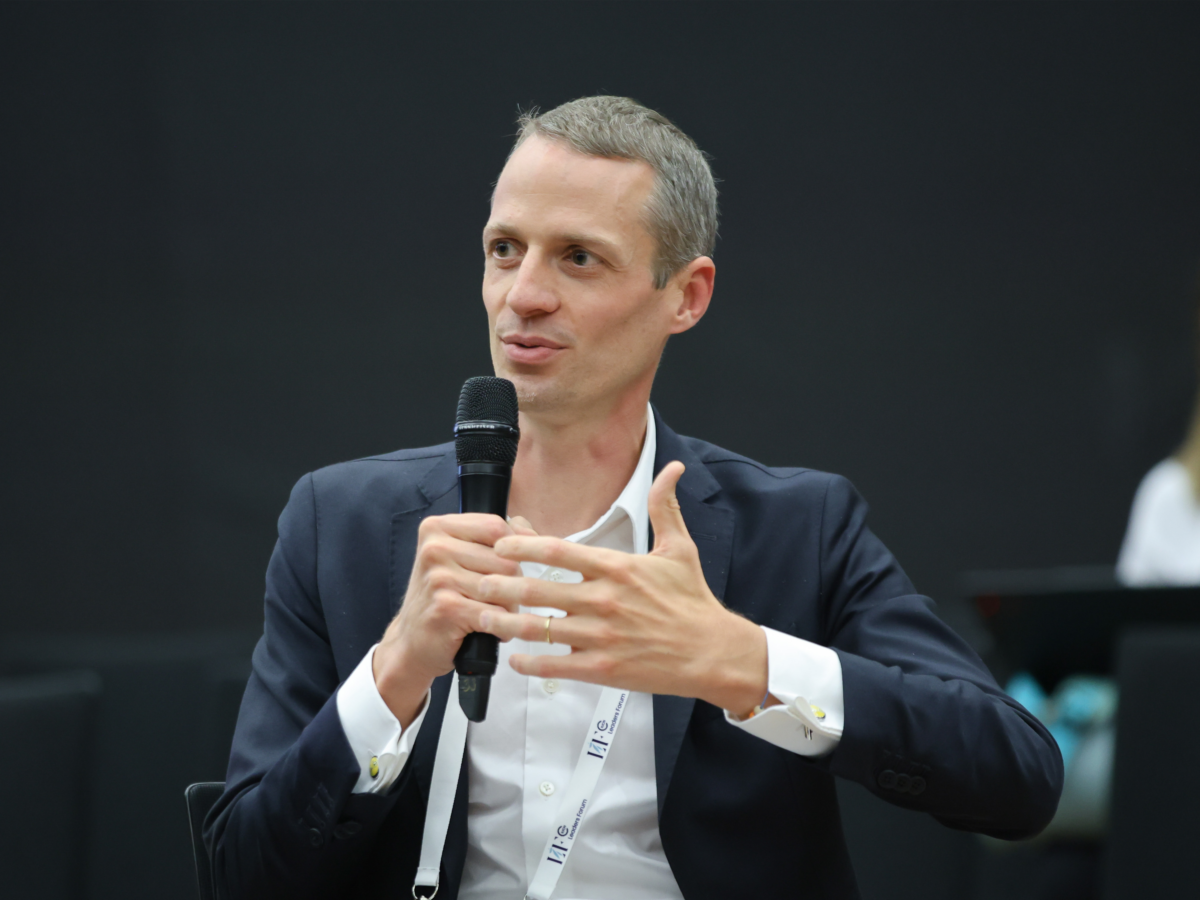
[488,136,656,242]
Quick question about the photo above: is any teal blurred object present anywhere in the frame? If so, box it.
[1005,671,1047,717]
[998,672,1117,842]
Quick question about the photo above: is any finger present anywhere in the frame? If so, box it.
[426,512,513,546]
[477,573,590,613]
[420,540,518,580]
[425,537,522,577]
[476,610,587,646]
[493,535,624,578]
[648,461,689,553]
[507,515,539,536]
[432,592,520,642]
[447,569,516,611]
[508,650,617,685]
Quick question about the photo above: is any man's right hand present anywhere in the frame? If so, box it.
[372,513,536,727]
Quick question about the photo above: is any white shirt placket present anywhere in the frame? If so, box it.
[519,562,593,887]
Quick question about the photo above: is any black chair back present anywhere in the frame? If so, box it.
[185,781,225,900]
[0,632,256,900]
[0,670,101,900]
[1105,628,1200,898]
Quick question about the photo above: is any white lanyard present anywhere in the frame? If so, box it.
[525,686,628,900]
[414,673,470,899]
[412,678,629,900]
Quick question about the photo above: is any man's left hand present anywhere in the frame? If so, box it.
[476,461,769,717]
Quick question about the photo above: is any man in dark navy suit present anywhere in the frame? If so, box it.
[207,96,1062,900]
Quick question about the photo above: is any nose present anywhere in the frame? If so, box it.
[505,250,561,318]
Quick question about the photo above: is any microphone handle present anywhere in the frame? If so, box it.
[454,462,511,721]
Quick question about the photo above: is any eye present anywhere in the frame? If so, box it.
[488,239,524,266]
[568,248,596,267]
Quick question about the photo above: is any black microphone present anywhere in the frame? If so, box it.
[452,376,520,722]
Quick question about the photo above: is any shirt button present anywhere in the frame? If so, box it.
[547,570,563,582]
[542,679,560,694]
[539,781,556,797]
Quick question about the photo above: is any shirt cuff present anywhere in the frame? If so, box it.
[724,626,844,757]
[335,643,430,793]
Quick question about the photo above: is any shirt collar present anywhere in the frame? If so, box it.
[561,403,655,555]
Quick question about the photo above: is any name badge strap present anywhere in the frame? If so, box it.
[413,673,469,900]
[524,686,629,900]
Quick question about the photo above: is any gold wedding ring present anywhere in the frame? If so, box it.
[545,616,553,644]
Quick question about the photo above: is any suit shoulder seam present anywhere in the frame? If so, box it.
[358,451,445,463]
[700,454,816,480]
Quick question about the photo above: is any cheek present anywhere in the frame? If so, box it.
[613,288,668,333]
[587,294,667,356]
[481,276,506,318]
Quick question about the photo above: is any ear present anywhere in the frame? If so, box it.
[667,255,716,335]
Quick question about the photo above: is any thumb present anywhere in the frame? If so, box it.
[649,461,689,553]
[507,515,539,536]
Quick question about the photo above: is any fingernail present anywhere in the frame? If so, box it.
[479,612,491,630]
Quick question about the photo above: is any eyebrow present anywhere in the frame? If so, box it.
[481,221,520,244]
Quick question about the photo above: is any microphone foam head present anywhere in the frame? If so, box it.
[455,377,519,465]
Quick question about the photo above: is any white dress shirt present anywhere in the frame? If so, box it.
[336,407,845,898]
[1117,458,1200,586]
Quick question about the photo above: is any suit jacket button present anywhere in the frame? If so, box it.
[909,775,926,796]
[877,769,897,790]
[894,773,912,793]
[309,827,324,849]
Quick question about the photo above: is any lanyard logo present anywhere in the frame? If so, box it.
[586,693,626,759]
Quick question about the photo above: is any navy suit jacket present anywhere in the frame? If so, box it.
[206,410,1062,900]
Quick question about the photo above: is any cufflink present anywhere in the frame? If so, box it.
[369,756,379,779]
[791,698,827,721]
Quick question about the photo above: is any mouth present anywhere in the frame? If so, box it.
[499,334,567,365]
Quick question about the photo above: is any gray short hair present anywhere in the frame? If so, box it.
[511,96,718,290]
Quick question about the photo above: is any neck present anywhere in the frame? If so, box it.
[508,389,650,539]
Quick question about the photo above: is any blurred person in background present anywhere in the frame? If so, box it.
[988,266,1200,899]
[1118,272,1200,585]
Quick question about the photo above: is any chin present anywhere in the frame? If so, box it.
[512,380,563,410]
[505,373,579,414]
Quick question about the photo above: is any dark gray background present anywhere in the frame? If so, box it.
[5,2,1200,635]
[2,3,1198,899]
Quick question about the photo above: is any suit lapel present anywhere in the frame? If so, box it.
[650,409,735,817]
[389,451,458,617]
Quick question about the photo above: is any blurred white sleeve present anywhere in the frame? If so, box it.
[1117,459,1200,586]
[335,644,429,793]
[724,626,844,757]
